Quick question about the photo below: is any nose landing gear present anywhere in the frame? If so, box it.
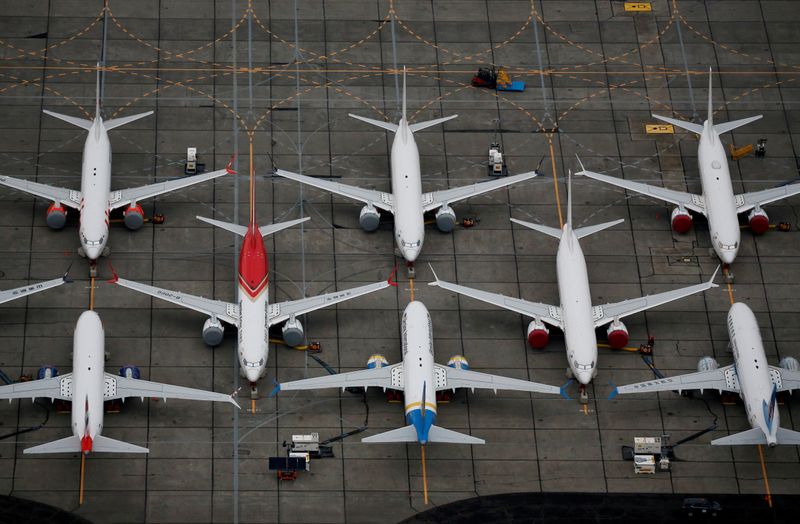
[578,384,588,405]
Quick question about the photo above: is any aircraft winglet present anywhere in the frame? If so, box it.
[427,263,440,285]
[607,383,619,401]
[226,155,237,175]
[106,262,119,284]
[559,380,572,400]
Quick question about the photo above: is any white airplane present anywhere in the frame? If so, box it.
[429,173,719,402]
[0,63,232,262]
[275,68,538,264]
[577,69,800,265]
[611,302,800,446]
[0,310,238,454]
[0,272,69,306]
[278,300,563,445]
[112,169,392,385]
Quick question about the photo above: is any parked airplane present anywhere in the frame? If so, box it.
[0,63,231,262]
[275,67,538,264]
[611,302,800,446]
[577,69,800,265]
[278,300,562,444]
[0,310,237,454]
[429,173,719,402]
[112,155,392,385]
[0,272,69,306]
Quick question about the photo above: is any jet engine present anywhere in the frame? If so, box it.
[606,321,629,349]
[124,204,145,230]
[748,208,769,235]
[367,354,389,369]
[780,356,799,372]
[37,366,58,380]
[119,365,141,379]
[435,205,457,233]
[359,204,380,232]
[671,207,693,233]
[46,203,67,230]
[202,317,225,346]
[697,356,719,372]
[526,320,549,349]
[447,355,470,370]
[282,317,305,347]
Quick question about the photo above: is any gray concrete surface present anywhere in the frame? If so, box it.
[0,0,798,522]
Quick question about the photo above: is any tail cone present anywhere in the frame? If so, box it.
[80,435,93,454]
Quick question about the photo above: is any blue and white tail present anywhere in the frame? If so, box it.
[652,68,762,136]
[349,66,457,134]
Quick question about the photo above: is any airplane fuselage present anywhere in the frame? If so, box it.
[556,226,598,385]
[70,310,107,452]
[697,123,741,264]
[79,118,112,260]
[728,302,778,445]
[402,301,437,443]
[237,224,271,383]
[390,119,425,262]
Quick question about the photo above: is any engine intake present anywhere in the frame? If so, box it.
[606,321,629,349]
[780,356,799,372]
[671,207,693,234]
[359,204,380,232]
[124,204,145,230]
[37,366,58,380]
[447,355,470,370]
[367,354,389,369]
[202,317,225,346]
[748,208,769,235]
[697,356,719,372]
[119,366,141,379]
[46,203,67,230]
[435,205,457,233]
[526,320,549,349]
[282,317,305,347]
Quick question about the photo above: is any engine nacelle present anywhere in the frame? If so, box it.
[447,355,470,370]
[37,366,58,380]
[606,321,629,349]
[526,320,550,349]
[748,208,769,235]
[124,204,145,231]
[119,366,141,379]
[697,356,719,373]
[671,207,693,234]
[435,205,457,233]
[367,354,389,369]
[282,317,305,347]
[46,203,67,230]
[780,356,800,372]
[202,317,225,346]
[359,204,380,232]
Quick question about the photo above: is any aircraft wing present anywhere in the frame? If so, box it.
[275,169,393,212]
[279,364,402,392]
[421,171,538,212]
[592,268,719,328]
[0,374,73,401]
[772,366,800,392]
[429,276,561,329]
[0,276,68,306]
[576,168,705,215]
[734,183,800,214]
[108,167,230,211]
[0,175,81,209]
[613,364,738,396]
[104,373,239,407]
[267,281,390,326]
[114,277,239,325]
[437,365,561,395]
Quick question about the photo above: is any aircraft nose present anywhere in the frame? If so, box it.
[245,368,262,384]
[403,247,419,262]
[84,246,101,260]
[576,370,593,385]
[719,249,736,265]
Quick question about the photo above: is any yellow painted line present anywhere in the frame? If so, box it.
[757,444,773,508]
[251,398,256,414]
[409,278,415,302]
[723,267,735,306]
[624,2,652,12]
[89,276,95,311]
[582,404,588,415]
[421,444,429,505]
[645,124,674,134]
[79,453,86,505]
[548,138,564,228]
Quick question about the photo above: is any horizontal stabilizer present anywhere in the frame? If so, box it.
[91,435,149,453]
[711,427,766,446]
[408,114,458,133]
[103,111,154,131]
[42,110,93,131]
[362,425,418,443]
[652,114,704,135]
[259,217,311,237]
[713,115,763,136]
[196,216,247,236]
[776,427,800,445]
[573,218,625,240]
[348,113,399,133]
[510,217,562,239]
[24,435,81,454]
[427,425,485,445]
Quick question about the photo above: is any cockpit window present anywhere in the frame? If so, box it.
[243,358,265,368]
[402,239,421,248]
